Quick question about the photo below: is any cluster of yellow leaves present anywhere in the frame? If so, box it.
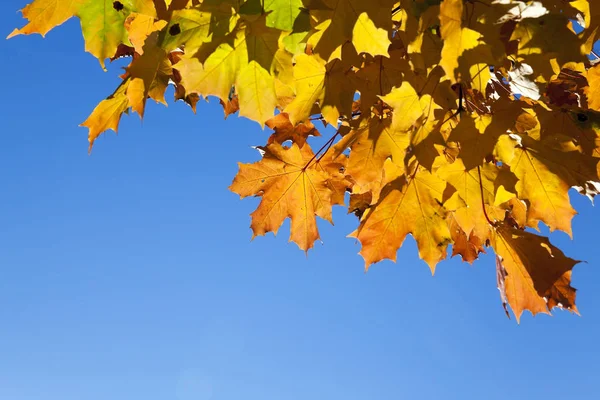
[12,0,600,321]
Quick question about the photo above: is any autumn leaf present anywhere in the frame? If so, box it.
[380,81,424,132]
[10,0,158,68]
[354,51,407,114]
[493,224,579,322]
[264,0,304,31]
[230,142,347,252]
[447,213,485,264]
[351,166,452,272]
[585,64,600,112]
[308,0,393,61]
[266,113,320,147]
[160,4,238,53]
[125,12,167,55]
[125,34,172,117]
[283,53,355,126]
[174,16,289,126]
[438,159,516,242]
[439,0,493,83]
[504,135,600,235]
[81,79,131,151]
[8,0,83,38]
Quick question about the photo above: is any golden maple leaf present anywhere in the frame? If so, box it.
[493,224,579,322]
[230,142,349,251]
[351,165,452,272]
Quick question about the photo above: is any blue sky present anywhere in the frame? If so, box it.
[1,3,600,400]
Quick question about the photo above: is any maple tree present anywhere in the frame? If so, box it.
[10,0,600,322]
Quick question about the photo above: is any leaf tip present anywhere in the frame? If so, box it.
[6,29,20,40]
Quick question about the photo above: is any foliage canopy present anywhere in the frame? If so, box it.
[10,0,600,321]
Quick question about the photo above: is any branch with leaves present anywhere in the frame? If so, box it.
[10,0,600,322]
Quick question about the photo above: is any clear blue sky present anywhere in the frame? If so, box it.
[1,3,600,400]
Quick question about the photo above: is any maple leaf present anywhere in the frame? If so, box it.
[308,0,394,61]
[351,165,452,272]
[448,99,523,170]
[439,0,493,83]
[174,15,290,125]
[160,4,238,53]
[125,34,172,118]
[334,117,410,192]
[532,105,600,158]
[81,79,131,151]
[509,13,586,82]
[77,0,158,69]
[283,52,356,126]
[493,224,579,322]
[585,64,600,112]
[447,213,485,264]
[264,0,304,31]
[504,135,600,235]
[354,51,407,114]
[10,0,157,68]
[125,12,167,55]
[8,0,83,38]
[380,81,424,132]
[438,159,516,243]
[265,113,320,147]
[230,142,348,251]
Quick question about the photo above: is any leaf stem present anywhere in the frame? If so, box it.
[303,131,340,171]
[438,83,465,127]
[477,165,494,226]
[379,57,384,119]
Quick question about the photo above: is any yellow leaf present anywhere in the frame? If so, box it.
[8,0,83,38]
[439,0,492,82]
[586,64,600,112]
[334,117,410,192]
[438,159,515,241]
[351,166,451,272]
[354,51,407,114]
[379,81,423,131]
[81,80,131,151]
[352,12,390,57]
[125,12,167,55]
[160,5,238,53]
[237,61,278,125]
[510,146,576,235]
[493,224,579,322]
[283,53,355,126]
[125,38,172,117]
[308,0,393,61]
[78,0,157,69]
[229,143,343,251]
[265,113,319,148]
[448,100,523,170]
[174,31,246,103]
[174,17,285,125]
[447,213,485,264]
